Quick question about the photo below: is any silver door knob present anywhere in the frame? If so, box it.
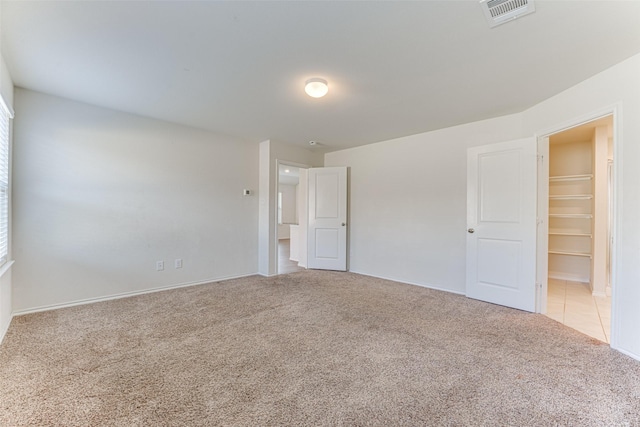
[468,228,475,233]
[342,223,346,226]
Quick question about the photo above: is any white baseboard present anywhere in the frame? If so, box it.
[348,270,465,296]
[11,273,258,317]
[613,345,640,363]
[0,260,15,344]
[548,271,590,284]
[0,314,13,346]
[548,272,608,296]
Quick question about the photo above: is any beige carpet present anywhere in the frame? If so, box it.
[1,271,639,426]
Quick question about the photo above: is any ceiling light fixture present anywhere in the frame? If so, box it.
[305,78,329,98]
[285,169,290,173]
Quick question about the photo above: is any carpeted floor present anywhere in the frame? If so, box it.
[1,271,639,426]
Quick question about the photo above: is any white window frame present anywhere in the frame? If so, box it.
[0,95,14,267]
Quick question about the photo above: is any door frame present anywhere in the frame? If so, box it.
[534,105,621,348]
[274,159,309,275]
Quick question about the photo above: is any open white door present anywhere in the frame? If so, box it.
[308,167,347,271]
[466,138,537,312]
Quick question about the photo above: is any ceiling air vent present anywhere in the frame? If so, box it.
[480,0,535,28]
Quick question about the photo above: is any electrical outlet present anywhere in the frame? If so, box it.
[156,261,164,271]
[175,259,183,269]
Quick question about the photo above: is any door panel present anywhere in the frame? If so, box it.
[315,173,340,218]
[477,238,521,289]
[315,228,339,258]
[479,150,521,222]
[467,138,537,312]
[308,167,347,271]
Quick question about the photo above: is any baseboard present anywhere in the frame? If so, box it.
[11,273,258,317]
[612,345,640,363]
[548,271,590,283]
[0,260,15,344]
[348,270,465,296]
[0,314,13,346]
[548,272,607,296]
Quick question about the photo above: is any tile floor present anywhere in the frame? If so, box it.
[546,278,611,343]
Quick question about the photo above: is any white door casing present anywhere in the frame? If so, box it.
[536,137,550,313]
[466,138,537,312]
[308,167,347,271]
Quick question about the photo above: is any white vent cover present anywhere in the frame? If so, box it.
[480,0,536,28]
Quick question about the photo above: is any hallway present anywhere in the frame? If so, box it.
[278,239,305,275]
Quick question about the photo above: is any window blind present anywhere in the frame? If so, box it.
[0,95,13,266]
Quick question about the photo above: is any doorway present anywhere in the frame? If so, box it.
[276,163,306,275]
[543,115,614,343]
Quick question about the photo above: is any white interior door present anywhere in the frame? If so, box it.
[466,138,537,312]
[308,167,347,271]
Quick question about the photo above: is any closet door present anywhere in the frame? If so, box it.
[466,138,537,312]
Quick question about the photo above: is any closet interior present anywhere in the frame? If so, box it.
[546,115,613,343]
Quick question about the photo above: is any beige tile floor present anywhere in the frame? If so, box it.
[546,278,611,343]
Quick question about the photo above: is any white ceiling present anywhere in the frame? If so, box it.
[278,165,300,186]
[2,1,640,152]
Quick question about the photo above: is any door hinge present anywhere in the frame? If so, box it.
[537,154,544,161]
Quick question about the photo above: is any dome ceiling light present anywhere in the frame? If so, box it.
[305,78,329,98]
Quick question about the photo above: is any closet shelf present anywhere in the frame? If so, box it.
[549,213,593,219]
[549,232,592,237]
[549,250,592,258]
[549,194,593,200]
[549,174,593,182]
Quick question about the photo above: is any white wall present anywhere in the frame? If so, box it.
[297,169,309,268]
[0,51,14,343]
[326,52,640,360]
[276,184,297,240]
[325,114,523,293]
[277,224,290,240]
[521,53,640,359]
[1,57,13,109]
[12,89,259,312]
[279,183,297,225]
[258,140,322,276]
